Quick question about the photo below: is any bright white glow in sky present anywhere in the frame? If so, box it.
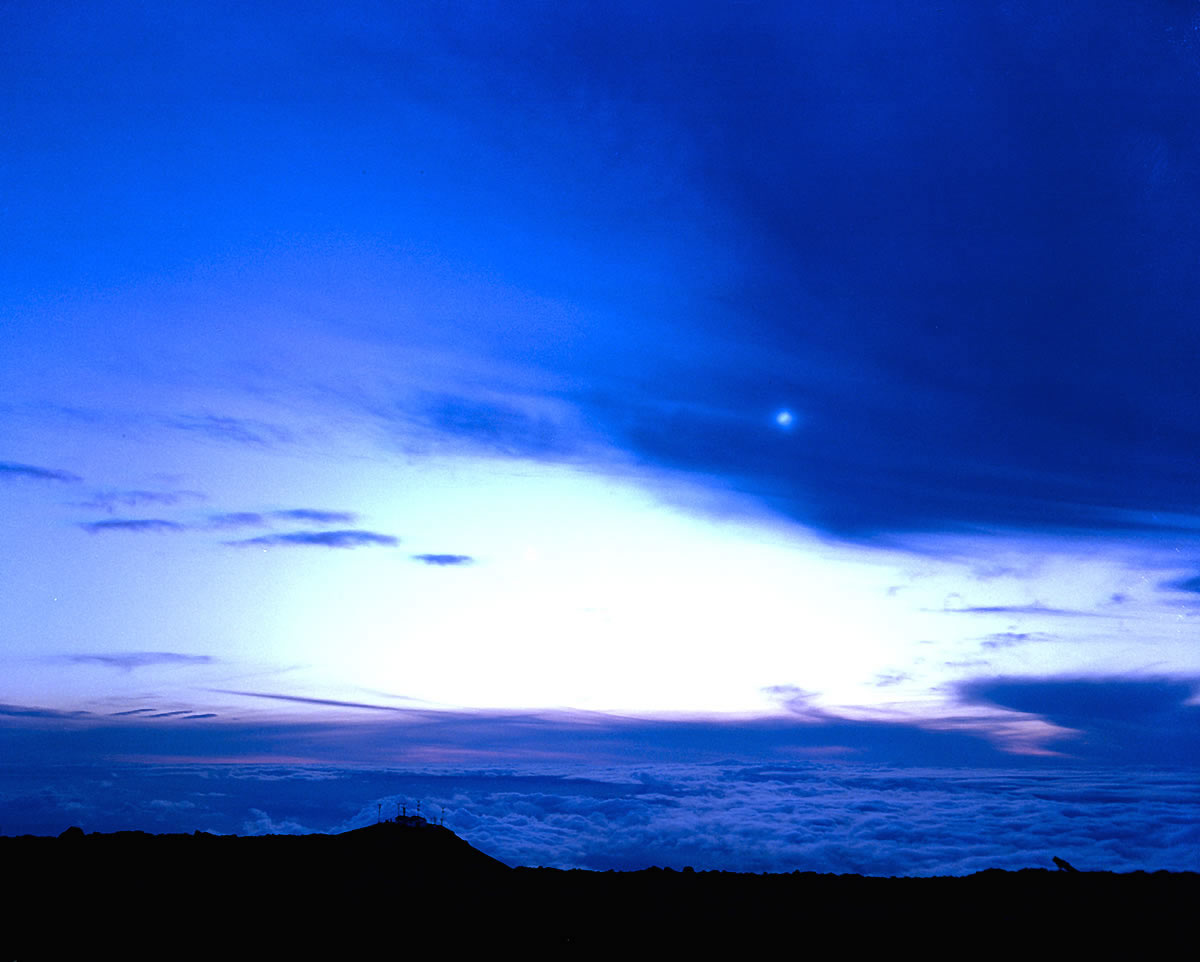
[5,391,1199,760]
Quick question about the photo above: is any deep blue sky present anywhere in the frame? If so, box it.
[10,1,1200,534]
[2,2,1199,861]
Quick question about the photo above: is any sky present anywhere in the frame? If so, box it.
[2,2,1199,868]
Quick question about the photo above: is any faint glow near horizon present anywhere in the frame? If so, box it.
[4,420,1198,753]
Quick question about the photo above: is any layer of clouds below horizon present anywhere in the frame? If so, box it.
[1,763,1195,877]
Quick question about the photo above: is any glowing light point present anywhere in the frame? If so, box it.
[775,409,795,428]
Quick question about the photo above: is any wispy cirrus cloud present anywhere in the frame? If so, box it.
[66,653,214,671]
[227,530,398,549]
[271,509,358,524]
[981,632,1053,650]
[110,707,217,719]
[207,512,269,528]
[0,461,81,483]
[79,519,188,534]
[421,394,579,459]
[207,509,357,529]
[0,703,91,719]
[167,413,293,446]
[412,553,474,566]
[761,685,826,721]
[937,601,1093,617]
[212,689,410,712]
[81,489,205,512]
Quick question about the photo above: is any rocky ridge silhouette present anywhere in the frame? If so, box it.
[2,818,1194,955]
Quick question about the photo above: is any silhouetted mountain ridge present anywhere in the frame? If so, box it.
[44,815,511,875]
[2,822,1195,955]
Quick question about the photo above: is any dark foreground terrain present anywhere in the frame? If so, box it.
[3,820,1195,956]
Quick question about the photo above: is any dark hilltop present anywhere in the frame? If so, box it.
[3,816,1195,955]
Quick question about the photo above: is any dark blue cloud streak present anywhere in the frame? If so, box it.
[0,461,81,483]
[207,512,268,528]
[79,519,187,534]
[227,530,398,549]
[67,653,213,671]
[270,509,357,524]
[961,677,1200,766]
